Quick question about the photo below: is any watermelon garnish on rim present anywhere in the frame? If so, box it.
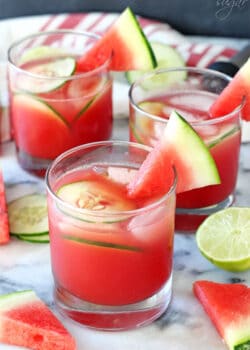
[77,7,157,72]
[0,169,9,244]
[193,280,250,350]
[0,290,76,350]
[210,58,250,121]
[127,110,220,199]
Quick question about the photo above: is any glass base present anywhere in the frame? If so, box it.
[175,194,235,232]
[17,149,51,177]
[54,276,172,331]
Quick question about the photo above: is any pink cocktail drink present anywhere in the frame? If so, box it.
[46,141,176,330]
[129,68,242,231]
[8,31,113,176]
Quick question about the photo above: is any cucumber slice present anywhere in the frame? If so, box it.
[62,234,141,252]
[18,57,76,93]
[126,42,186,88]
[57,180,136,222]
[17,233,50,243]
[8,194,49,236]
[208,126,240,149]
[19,46,66,65]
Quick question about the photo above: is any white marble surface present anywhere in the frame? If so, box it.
[0,117,250,350]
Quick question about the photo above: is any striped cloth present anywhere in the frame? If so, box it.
[35,12,237,68]
[0,12,237,143]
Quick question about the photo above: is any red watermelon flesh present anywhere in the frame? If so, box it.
[12,94,71,159]
[193,280,250,350]
[210,58,250,121]
[77,7,156,72]
[127,142,175,199]
[0,170,9,244]
[0,290,76,350]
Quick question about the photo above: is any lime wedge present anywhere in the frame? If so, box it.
[196,207,250,272]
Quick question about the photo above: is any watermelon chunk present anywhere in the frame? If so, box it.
[210,58,250,121]
[77,7,156,72]
[0,290,76,350]
[0,170,9,244]
[193,280,250,350]
[12,94,71,159]
[127,111,220,199]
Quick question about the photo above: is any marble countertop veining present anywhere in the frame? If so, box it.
[0,118,250,350]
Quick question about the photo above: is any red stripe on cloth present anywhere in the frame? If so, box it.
[146,24,174,38]
[56,13,89,29]
[188,46,237,67]
[39,14,58,31]
[202,47,237,68]
[187,44,212,67]
[36,12,237,68]
[39,15,84,46]
[85,13,109,33]
[137,16,162,28]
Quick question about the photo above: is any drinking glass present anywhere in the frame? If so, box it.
[129,67,243,231]
[46,140,176,330]
[8,30,113,176]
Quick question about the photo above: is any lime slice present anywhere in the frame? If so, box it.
[196,207,250,272]
[126,41,186,87]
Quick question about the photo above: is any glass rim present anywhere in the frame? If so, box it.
[45,140,177,218]
[8,29,112,80]
[129,66,245,125]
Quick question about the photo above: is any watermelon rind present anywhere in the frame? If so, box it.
[117,8,157,70]
[0,290,36,310]
[164,111,221,192]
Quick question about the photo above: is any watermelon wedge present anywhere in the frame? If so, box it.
[193,280,250,350]
[210,58,250,121]
[0,170,9,244]
[0,290,76,350]
[77,7,156,71]
[127,110,220,199]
